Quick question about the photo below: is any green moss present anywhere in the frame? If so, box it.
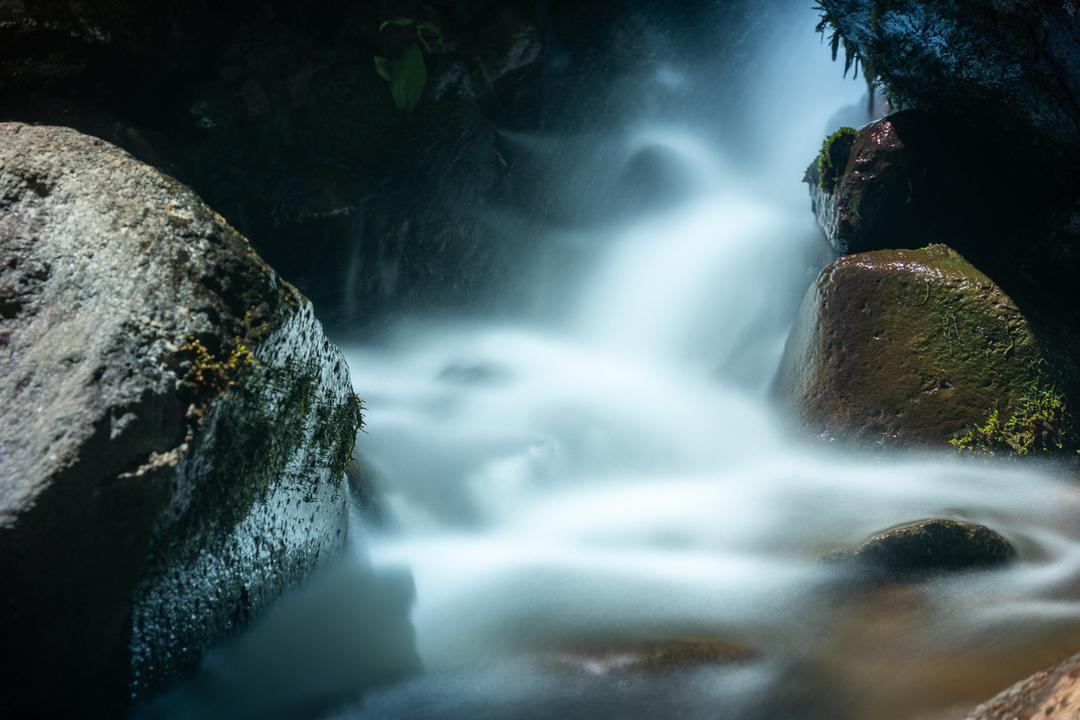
[817,127,858,191]
[313,390,364,479]
[156,355,364,555]
[950,390,1076,456]
[795,245,1080,448]
[902,246,1052,416]
[133,349,365,694]
[180,338,259,402]
[815,1,886,102]
[919,244,992,281]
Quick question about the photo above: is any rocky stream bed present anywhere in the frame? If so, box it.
[1,1,1080,718]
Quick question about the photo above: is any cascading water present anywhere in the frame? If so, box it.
[147,4,1080,720]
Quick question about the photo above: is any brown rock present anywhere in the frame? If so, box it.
[776,244,1074,449]
[967,651,1080,720]
[805,110,978,255]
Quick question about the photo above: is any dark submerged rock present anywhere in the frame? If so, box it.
[853,519,1015,579]
[776,245,1078,450]
[0,123,361,715]
[548,639,757,677]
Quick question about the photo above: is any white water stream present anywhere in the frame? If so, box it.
[148,5,1080,720]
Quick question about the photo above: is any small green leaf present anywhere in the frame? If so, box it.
[373,56,391,82]
[390,44,426,111]
[379,17,415,32]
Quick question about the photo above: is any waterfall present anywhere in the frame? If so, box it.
[149,4,1080,719]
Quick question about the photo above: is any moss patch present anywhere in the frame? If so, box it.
[313,390,364,479]
[179,338,259,401]
[817,127,858,192]
[950,390,1077,456]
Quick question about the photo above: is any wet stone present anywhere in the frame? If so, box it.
[831,519,1016,581]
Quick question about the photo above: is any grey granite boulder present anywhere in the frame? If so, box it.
[0,123,361,715]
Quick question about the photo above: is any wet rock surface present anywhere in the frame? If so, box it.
[805,110,1003,256]
[547,640,757,676]
[967,651,1080,720]
[835,520,1015,580]
[776,245,1078,449]
[0,123,360,716]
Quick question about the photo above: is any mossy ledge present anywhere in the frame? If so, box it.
[0,124,364,715]
[816,127,857,192]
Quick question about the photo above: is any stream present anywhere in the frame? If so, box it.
[148,4,1080,720]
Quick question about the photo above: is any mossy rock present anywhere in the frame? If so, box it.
[804,110,998,256]
[814,126,857,195]
[777,244,1079,450]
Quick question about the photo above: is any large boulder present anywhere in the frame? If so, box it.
[968,651,1080,720]
[0,124,362,715]
[776,244,1077,450]
[816,0,1080,161]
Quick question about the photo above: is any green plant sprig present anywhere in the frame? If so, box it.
[373,17,443,112]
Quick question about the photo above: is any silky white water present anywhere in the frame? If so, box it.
[331,7,1080,717]
[146,5,1080,720]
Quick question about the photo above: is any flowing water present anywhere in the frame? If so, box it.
[148,4,1080,720]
